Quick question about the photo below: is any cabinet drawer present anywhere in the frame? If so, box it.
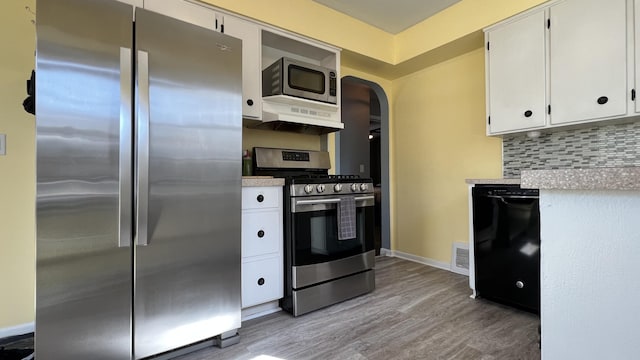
[242,187,280,209]
[242,256,283,308]
[242,210,281,257]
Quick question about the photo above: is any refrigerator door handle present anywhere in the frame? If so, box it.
[136,50,150,246]
[119,47,132,248]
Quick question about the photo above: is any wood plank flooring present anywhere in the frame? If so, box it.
[178,256,540,360]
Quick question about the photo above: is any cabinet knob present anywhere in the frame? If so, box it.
[257,277,265,286]
[516,281,524,289]
[524,110,533,118]
[597,96,609,105]
[257,230,265,238]
[257,194,264,203]
[247,99,254,106]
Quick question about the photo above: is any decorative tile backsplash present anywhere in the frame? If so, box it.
[502,121,640,178]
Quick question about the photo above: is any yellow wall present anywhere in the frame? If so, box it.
[0,0,540,329]
[395,0,547,63]
[0,0,36,328]
[392,48,502,262]
[242,127,321,152]
[200,0,395,64]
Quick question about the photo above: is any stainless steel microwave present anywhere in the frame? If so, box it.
[262,57,337,104]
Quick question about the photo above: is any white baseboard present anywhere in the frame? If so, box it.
[379,248,393,257]
[241,301,281,322]
[382,250,452,272]
[0,322,34,340]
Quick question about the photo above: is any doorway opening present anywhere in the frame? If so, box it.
[336,76,390,254]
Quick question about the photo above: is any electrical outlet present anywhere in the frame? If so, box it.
[359,164,365,173]
[0,134,5,156]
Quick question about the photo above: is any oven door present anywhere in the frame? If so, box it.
[290,194,374,267]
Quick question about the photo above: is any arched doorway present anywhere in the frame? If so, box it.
[336,76,390,254]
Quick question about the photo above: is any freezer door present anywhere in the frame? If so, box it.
[35,0,133,359]
[134,8,243,358]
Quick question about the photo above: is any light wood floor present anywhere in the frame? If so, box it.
[178,256,541,360]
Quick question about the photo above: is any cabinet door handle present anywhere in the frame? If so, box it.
[516,281,524,289]
[524,110,533,118]
[257,230,265,238]
[257,278,265,286]
[597,96,609,105]
[257,194,264,203]
[247,99,254,106]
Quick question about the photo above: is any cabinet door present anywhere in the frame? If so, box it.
[242,210,281,257]
[144,0,216,30]
[549,0,627,125]
[224,15,263,119]
[242,257,283,308]
[487,11,547,134]
[242,186,280,209]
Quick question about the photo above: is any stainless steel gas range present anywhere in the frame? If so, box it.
[253,147,376,316]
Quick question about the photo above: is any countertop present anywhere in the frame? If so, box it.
[521,167,640,190]
[465,178,521,185]
[242,176,285,187]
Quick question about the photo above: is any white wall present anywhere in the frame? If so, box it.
[540,190,640,359]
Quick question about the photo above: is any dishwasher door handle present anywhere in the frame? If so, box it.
[486,194,539,200]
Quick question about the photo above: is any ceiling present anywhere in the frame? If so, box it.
[312,0,462,34]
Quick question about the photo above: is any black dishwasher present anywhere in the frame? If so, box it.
[472,184,540,314]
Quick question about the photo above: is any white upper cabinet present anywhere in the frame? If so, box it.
[115,0,143,7]
[143,0,218,31]
[486,11,547,134]
[549,0,628,125]
[223,16,262,119]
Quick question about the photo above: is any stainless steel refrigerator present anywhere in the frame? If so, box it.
[35,0,242,358]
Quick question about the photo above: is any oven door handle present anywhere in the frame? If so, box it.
[354,195,375,202]
[295,198,342,205]
[295,195,375,206]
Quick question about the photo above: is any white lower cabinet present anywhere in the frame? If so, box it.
[241,186,283,311]
[242,257,282,308]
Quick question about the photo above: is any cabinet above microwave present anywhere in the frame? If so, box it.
[144,0,343,134]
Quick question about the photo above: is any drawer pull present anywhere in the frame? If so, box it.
[257,230,265,238]
[516,280,524,289]
[257,194,264,203]
[257,277,265,286]
[524,110,533,118]
[597,96,608,105]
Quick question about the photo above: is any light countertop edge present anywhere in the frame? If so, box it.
[242,176,285,187]
[465,178,521,185]
[520,167,640,190]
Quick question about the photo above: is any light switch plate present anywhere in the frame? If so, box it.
[0,134,5,156]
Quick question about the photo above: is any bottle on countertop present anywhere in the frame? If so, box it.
[242,149,253,176]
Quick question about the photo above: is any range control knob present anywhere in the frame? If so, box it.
[360,183,369,192]
[316,184,326,193]
[304,184,314,194]
[334,184,343,192]
[350,183,359,192]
